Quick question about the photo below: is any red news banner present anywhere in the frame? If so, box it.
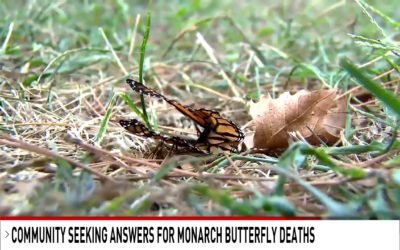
[0,218,399,250]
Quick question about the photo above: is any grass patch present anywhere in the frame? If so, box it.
[0,0,399,218]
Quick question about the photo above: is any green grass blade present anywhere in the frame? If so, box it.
[383,55,400,73]
[341,58,400,118]
[192,185,256,216]
[138,12,152,129]
[119,92,144,120]
[151,161,176,183]
[324,141,387,155]
[273,143,307,196]
[356,0,400,28]
[95,93,117,144]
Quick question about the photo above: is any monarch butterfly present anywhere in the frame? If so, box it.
[119,79,244,153]
[119,119,207,154]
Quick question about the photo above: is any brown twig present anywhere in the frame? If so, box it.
[0,133,117,184]
[64,134,179,187]
[64,134,155,175]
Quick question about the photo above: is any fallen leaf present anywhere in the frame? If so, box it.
[249,89,346,150]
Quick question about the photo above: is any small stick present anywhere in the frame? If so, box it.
[0,133,116,184]
[65,134,159,169]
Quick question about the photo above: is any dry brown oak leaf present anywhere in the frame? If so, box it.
[249,89,346,150]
